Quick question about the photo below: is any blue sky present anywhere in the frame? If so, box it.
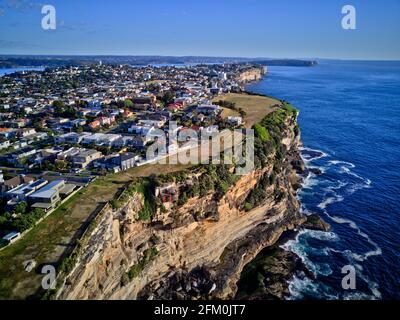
[0,0,399,59]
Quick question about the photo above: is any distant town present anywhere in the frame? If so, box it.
[0,62,265,246]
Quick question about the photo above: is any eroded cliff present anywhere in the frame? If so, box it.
[237,67,266,83]
[56,104,306,300]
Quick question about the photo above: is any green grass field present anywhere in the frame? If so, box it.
[213,93,281,128]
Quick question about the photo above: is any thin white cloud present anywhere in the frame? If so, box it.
[0,0,43,14]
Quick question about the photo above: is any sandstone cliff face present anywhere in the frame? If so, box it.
[237,67,266,83]
[57,112,304,300]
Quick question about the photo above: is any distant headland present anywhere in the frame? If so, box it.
[0,55,318,69]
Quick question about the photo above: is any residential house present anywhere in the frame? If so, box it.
[0,175,35,194]
[0,140,10,150]
[227,116,243,126]
[55,132,91,145]
[28,180,66,210]
[0,128,17,139]
[5,179,48,203]
[81,133,122,146]
[70,149,103,169]
[196,104,221,116]
[89,120,101,130]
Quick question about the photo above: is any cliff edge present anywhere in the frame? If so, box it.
[56,102,307,300]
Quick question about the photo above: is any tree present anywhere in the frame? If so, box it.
[13,201,28,215]
[161,91,175,105]
[52,100,64,109]
[124,99,134,109]
[55,160,68,171]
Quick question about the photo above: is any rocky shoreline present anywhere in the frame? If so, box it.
[235,214,330,300]
[234,151,331,301]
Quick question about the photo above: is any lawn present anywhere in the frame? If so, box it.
[213,93,281,128]
[220,107,240,119]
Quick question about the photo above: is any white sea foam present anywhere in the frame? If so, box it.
[323,212,383,262]
[308,164,327,174]
[300,203,313,215]
[288,275,338,300]
[300,147,329,162]
[318,195,344,210]
[328,160,356,168]
[324,180,348,191]
[292,151,381,299]
[281,229,338,278]
[301,173,320,190]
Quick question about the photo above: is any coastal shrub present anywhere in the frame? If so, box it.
[254,124,271,142]
[282,102,298,115]
[218,181,230,194]
[126,247,159,280]
[252,103,299,169]
[244,202,253,212]
[269,173,277,185]
[179,165,236,203]
[244,187,267,210]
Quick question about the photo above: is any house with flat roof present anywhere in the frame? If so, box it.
[70,149,103,169]
[196,104,221,115]
[27,180,65,210]
[2,232,21,244]
[81,133,122,146]
[55,132,91,145]
[5,179,48,203]
[113,152,138,171]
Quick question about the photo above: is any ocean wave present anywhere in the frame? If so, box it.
[308,164,327,174]
[324,180,348,191]
[300,203,313,215]
[288,275,339,300]
[328,160,356,168]
[301,172,319,190]
[281,229,338,276]
[318,195,344,210]
[323,213,383,262]
[343,291,378,300]
[346,179,372,195]
[300,147,329,162]
[293,148,381,299]
[358,272,382,299]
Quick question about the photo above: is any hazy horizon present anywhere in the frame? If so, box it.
[1,54,400,63]
[1,0,399,60]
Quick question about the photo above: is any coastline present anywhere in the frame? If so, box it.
[51,73,332,301]
[235,76,332,301]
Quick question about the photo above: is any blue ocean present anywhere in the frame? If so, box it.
[246,60,400,300]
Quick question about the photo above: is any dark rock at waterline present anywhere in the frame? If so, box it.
[308,168,323,176]
[302,214,331,232]
[235,245,314,300]
[291,159,306,174]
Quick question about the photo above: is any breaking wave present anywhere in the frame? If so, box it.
[284,146,383,299]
